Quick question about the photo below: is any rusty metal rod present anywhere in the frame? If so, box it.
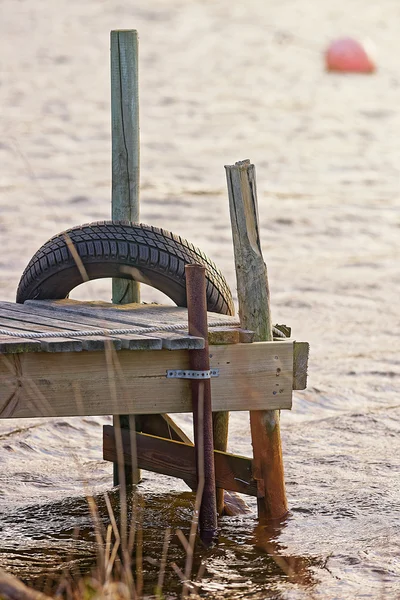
[185,264,218,546]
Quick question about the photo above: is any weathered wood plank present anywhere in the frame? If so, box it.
[0,301,256,350]
[0,342,294,418]
[17,301,206,349]
[0,315,119,352]
[0,304,196,351]
[0,337,42,354]
[103,426,258,497]
[293,342,309,390]
[25,300,237,328]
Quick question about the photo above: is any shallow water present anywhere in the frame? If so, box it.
[1,0,400,597]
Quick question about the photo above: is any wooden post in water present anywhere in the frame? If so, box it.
[225,159,288,521]
[110,29,140,486]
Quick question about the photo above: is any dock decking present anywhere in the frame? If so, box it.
[0,300,308,419]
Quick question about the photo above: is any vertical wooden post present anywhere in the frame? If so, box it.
[110,30,140,486]
[186,265,218,546]
[111,29,140,304]
[225,159,288,521]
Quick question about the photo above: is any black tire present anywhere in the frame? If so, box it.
[16,221,235,315]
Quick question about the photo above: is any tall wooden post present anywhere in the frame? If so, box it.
[111,29,140,303]
[225,160,288,521]
[110,30,140,485]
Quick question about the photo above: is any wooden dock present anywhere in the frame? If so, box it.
[0,299,307,420]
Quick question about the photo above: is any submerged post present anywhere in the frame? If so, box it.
[225,159,288,520]
[110,29,140,486]
[186,264,218,546]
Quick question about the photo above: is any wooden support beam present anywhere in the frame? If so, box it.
[103,426,258,497]
[0,342,296,419]
[225,159,289,521]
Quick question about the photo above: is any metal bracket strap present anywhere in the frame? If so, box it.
[166,369,220,380]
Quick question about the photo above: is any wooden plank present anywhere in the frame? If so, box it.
[293,342,309,390]
[25,300,238,328]
[103,426,258,497]
[19,301,204,350]
[0,342,294,418]
[0,327,83,353]
[111,29,140,305]
[0,302,163,351]
[0,337,42,354]
[132,414,250,514]
[0,315,119,352]
[226,159,288,520]
[208,327,240,346]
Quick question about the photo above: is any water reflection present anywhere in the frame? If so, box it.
[0,488,325,598]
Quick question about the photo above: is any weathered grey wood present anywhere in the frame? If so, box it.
[2,302,163,350]
[225,159,288,521]
[293,342,309,390]
[0,312,165,351]
[114,335,162,351]
[225,160,273,339]
[157,331,204,350]
[0,325,83,353]
[0,337,42,354]
[25,300,237,328]
[0,314,120,352]
[111,29,140,305]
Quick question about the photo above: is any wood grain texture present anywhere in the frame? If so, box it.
[225,160,272,341]
[0,342,294,418]
[111,29,140,305]
[225,159,288,520]
[293,341,309,390]
[0,302,210,353]
[25,300,236,328]
[103,426,258,497]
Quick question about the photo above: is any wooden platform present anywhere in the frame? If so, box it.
[0,300,308,419]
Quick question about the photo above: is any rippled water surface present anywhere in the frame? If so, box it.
[1,0,400,597]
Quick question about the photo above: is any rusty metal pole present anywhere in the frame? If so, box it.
[185,264,218,546]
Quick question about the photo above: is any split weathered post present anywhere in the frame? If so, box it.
[225,159,288,520]
[110,29,141,486]
[186,264,218,546]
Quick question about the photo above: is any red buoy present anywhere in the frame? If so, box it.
[325,38,376,73]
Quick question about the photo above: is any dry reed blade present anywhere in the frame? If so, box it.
[63,233,89,283]
[181,382,205,599]
[135,497,144,597]
[105,524,113,571]
[155,527,171,598]
[104,342,128,553]
[104,492,121,544]
[176,528,190,554]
